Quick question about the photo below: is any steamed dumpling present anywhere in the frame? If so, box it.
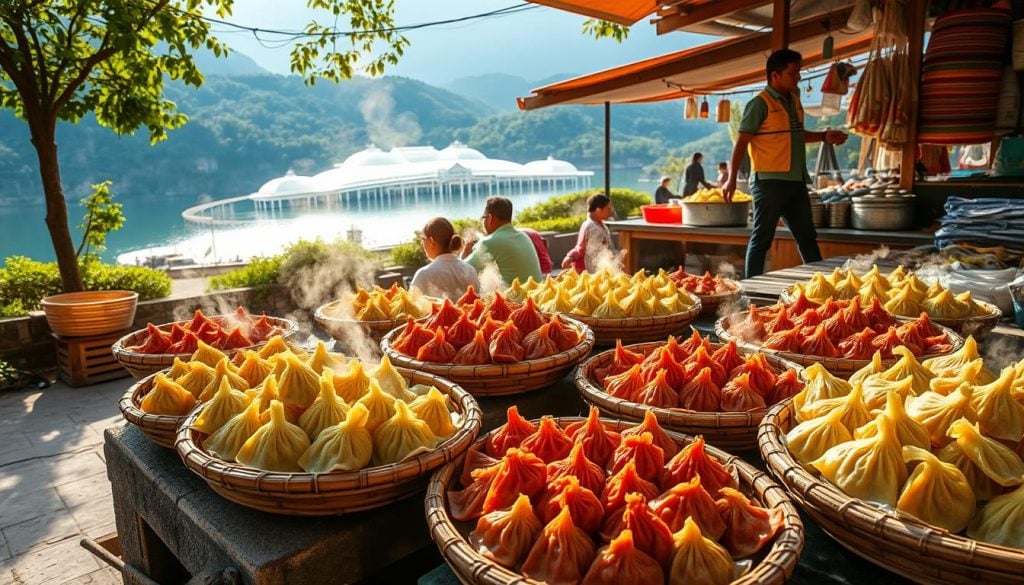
[860,375,916,412]
[192,377,250,435]
[929,359,990,395]
[879,346,934,395]
[332,359,372,404]
[168,357,192,380]
[805,273,836,303]
[140,373,197,416]
[235,400,311,472]
[356,379,397,433]
[968,482,1024,548]
[306,340,347,375]
[205,399,263,462]
[371,401,437,465]
[883,284,920,317]
[906,384,976,447]
[813,415,907,507]
[923,289,968,320]
[970,366,1024,443]
[798,382,872,433]
[176,362,216,400]
[794,363,852,419]
[897,445,976,533]
[369,355,414,402]
[298,368,350,441]
[191,340,228,368]
[592,291,628,319]
[409,386,457,439]
[848,352,886,387]
[925,338,990,386]
[276,353,321,410]
[785,407,853,464]
[943,419,1024,490]
[855,390,930,450]
[199,358,249,402]
[667,517,733,585]
[236,351,273,388]
[298,403,373,473]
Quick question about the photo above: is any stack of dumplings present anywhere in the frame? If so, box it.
[450,406,783,585]
[788,264,991,320]
[147,336,460,474]
[785,337,1024,549]
[506,267,696,319]
[323,283,432,321]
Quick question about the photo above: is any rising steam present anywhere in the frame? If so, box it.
[359,80,423,148]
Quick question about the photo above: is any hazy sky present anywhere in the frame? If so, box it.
[212,0,711,85]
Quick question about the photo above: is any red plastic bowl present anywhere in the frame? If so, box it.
[641,204,682,224]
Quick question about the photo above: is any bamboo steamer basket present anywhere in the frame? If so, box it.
[760,401,1024,584]
[175,368,482,516]
[119,372,189,449]
[41,290,138,337]
[778,288,1003,340]
[314,298,430,344]
[380,317,594,397]
[715,311,965,377]
[569,294,702,346]
[111,316,299,378]
[574,341,803,451]
[426,416,805,585]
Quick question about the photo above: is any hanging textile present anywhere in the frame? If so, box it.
[916,7,1012,145]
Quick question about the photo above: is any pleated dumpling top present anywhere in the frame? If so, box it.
[235,400,311,472]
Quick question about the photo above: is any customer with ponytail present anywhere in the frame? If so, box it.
[410,217,480,299]
[561,193,616,273]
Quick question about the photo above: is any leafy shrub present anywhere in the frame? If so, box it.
[515,188,651,226]
[518,216,588,233]
[209,239,383,310]
[0,255,170,317]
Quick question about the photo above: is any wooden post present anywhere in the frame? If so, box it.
[771,0,791,50]
[604,101,611,198]
[900,0,928,190]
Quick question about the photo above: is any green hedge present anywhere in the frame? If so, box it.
[515,188,651,232]
[210,239,382,308]
[0,256,171,317]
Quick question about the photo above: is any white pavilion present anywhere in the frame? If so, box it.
[249,142,593,212]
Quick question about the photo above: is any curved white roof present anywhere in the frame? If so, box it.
[438,141,486,161]
[256,172,321,197]
[524,156,580,174]
[250,143,593,202]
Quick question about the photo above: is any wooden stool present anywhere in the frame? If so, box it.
[53,330,131,387]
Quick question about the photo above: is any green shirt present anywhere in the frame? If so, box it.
[738,86,809,183]
[465,223,542,286]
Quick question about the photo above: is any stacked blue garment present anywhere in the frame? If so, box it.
[935,197,1024,249]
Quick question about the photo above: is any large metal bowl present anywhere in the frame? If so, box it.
[681,200,750,226]
[850,196,915,230]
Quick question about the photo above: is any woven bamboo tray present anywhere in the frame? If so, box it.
[693,279,742,317]
[574,341,803,451]
[426,416,804,585]
[314,299,429,344]
[380,317,595,397]
[111,315,299,378]
[567,295,702,346]
[41,290,138,337]
[119,371,188,449]
[760,401,1024,584]
[715,312,965,377]
[175,368,482,516]
[778,288,1003,340]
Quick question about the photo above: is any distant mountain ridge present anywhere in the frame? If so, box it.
[0,50,724,206]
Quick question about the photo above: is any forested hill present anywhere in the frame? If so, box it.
[0,53,724,207]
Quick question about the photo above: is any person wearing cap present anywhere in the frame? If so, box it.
[654,176,680,204]
[722,48,848,278]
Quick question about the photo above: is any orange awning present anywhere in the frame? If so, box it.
[525,0,661,26]
[518,5,869,109]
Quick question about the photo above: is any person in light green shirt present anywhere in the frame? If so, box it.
[462,196,542,287]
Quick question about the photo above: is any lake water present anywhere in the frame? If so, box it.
[0,168,652,264]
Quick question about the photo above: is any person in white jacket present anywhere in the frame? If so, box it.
[410,217,480,299]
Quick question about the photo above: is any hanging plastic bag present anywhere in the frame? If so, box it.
[822,62,858,95]
[847,0,873,31]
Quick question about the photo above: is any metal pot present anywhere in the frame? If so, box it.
[850,196,915,230]
[681,201,750,226]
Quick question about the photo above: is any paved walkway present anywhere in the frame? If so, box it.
[0,377,127,584]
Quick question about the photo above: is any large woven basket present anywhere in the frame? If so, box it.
[41,290,138,337]
[568,296,702,346]
[111,315,299,378]
[715,312,965,377]
[575,341,803,451]
[760,401,1024,584]
[314,299,428,345]
[380,317,595,397]
[175,368,482,516]
[426,416,804,585]
[119,371,188,449]
[778,288,1003,340]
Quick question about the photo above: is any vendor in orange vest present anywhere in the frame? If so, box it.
[722,49,847,278]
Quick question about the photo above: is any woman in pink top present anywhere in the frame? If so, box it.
[561,194,615,273]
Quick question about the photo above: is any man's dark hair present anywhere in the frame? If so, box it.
[484,196,513,221]
[692,152,703,163]
[766,49,802,83]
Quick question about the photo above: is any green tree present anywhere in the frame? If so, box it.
[76,181,124,259]
[0,0,406,292]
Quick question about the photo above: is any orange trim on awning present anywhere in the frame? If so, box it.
[525,0,661,26]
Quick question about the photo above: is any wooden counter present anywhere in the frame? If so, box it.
[607,219,935,273]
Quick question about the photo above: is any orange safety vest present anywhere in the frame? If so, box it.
[747,89,804,174]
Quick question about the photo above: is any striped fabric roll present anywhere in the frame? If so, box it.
[917,8,1011,145]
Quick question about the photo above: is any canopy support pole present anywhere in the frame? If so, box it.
[604,101,611,198]
[771,0,790,50]
[900,0,928,190]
